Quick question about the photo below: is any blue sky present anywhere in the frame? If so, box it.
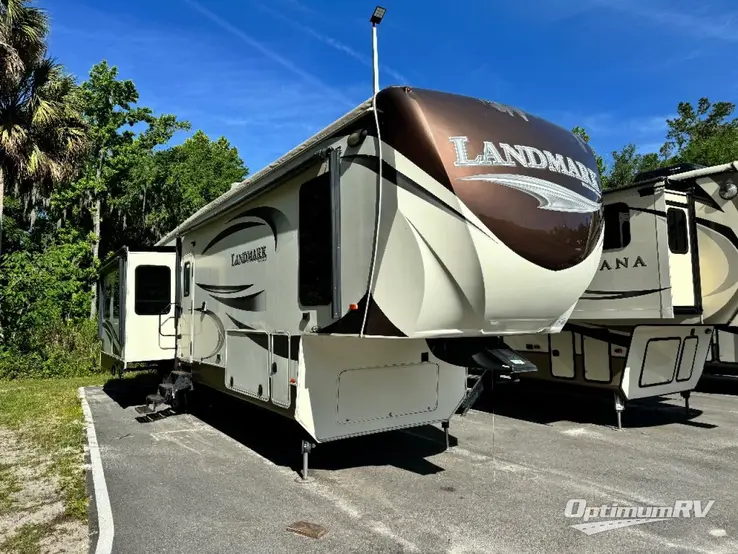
[47,0,738,174]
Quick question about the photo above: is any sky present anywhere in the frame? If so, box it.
[46,0,738,174]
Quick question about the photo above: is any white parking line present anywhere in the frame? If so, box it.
[79,387,114,554]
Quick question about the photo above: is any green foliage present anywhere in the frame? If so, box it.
[0,52,248,379]
[571,125,608,184]
[0,226,100,379]
[117,130,248,245]
[576,98,738,190]
[607,144,662,189]
[0,0,87,258]
[661,98,738,167]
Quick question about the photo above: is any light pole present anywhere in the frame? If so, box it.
[370,6,386,96]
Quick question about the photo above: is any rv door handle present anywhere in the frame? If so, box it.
[271,362,277,375]
[552,350,560,356]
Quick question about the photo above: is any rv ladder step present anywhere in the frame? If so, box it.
[134,405,154,415]
[159,382,174,391]
[145,393,165,412]
[170,370,191,377]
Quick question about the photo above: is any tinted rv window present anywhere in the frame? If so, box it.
[299,172,332,306]
[667,208,688,254]
[134,265,172,315]
[103,269,120,320]
[602,203,631,251]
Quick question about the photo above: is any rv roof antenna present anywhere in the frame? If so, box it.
[370,6,386,96]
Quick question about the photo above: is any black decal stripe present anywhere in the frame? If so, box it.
[102,322,121,356]
[196,283,253,294]
[564,323,632,348]
[693,184,723,212]
[629,207,666,217]
[227,206,290,249]
[210,290,266,312]
[318,293,406,337]
[225,314,299,361]
[344,154,496,241]
[582,287,670,300]
[694,217,738,325]
[202,222,265,255]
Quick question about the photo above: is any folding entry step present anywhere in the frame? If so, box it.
[456,373,486,416]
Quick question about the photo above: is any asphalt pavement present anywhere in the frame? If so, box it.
[84,373,738,554]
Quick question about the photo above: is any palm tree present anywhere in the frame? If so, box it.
[0,0,87,256]
[0,0,47,83]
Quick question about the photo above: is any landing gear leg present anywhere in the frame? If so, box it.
[296,440,315,483]
[442,421,450,450]
[681,390,691,415]
[614,392,625,431]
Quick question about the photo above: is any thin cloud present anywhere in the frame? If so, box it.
[258,3,409,84]
[182,0,355,108]
[593,0,738,43]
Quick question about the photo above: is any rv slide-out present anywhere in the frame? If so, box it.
[99,247,177,377]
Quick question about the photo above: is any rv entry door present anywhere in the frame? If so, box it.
[665,191,701,314]
[179,254,195,363]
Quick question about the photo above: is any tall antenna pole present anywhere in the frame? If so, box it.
[370,6,386,96]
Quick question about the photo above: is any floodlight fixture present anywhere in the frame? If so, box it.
[370,6,386,25]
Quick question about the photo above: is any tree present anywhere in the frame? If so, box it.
[606,144,662,189]
[0,0,86,257]
[571,126,608,188]
[661,97,738,167]
[72,61,189,317]
[118,130,247,245]
[0,0,48,85]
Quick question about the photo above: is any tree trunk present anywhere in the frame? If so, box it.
[89,149,105,319]
[0,168,5,341]
[0,168,5,259]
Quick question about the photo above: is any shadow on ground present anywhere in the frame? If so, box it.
[697,373,738,396]
[103,378,451,478]
[102,370,163,409]
[472,379,716,430]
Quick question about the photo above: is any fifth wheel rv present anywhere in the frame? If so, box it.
[102,86,605,472]
[507,162,738,426]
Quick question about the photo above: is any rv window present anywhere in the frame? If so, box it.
[103,270,120,320]
[134,265,172,315]
[602,203,631,251]
[667,208,688,254]
[183,262,191,298]
[298,172,332,306]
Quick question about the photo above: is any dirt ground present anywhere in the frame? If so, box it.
[0,427,87,553]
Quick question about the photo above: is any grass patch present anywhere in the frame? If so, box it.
[0,515,65,554]
[0,462,21,516]
[0,376,107,522]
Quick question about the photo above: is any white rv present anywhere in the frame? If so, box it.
[101,86,606,472]
[98,247,177,378]
[507,162,738,427]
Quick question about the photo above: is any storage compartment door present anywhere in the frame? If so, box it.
[225,330,270,401]
[550,332,575,378]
